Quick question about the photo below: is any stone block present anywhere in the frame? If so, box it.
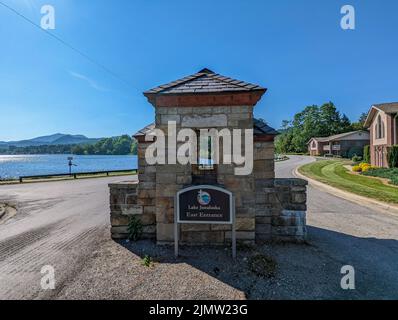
[256,216,271,224]
[181,224,211,232]
[143,206,156,215]
[292,192,307,204]
[177,107,193,114]
[121,205,143,215]
[181,231,225,244]
[281,210,306,219]
[237,119,253,128]
[254,148,274,160]
[138,173,156,182]
[256,233,272,243]
[138,189,156,199]
[274,178,308,187]
[140,182,156,190]
[272,226,306,237]
[176,175,192,185]
[156,107,168,115]
[236,218,255,231]
[166,107,178,114]
[143,225,156,234]
[194,107,213,114]
[211,224,232,231]
[110,214,129,226]
[225,231,255,240]
[291,186,306,192]
[212,106,231,114]
[156,184,178,197]
[157,223,174,242]
[255,224,271,234]
[138,198,154,206]
[111,226,128,234]
[161,114,180,124]
[141,213,156,225]
[157,173,176,184]
[181,114,227,128]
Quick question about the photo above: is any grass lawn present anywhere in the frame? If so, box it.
[299,160,398,204]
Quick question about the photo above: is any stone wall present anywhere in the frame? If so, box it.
[109,106,308,245]
[255,178,308,243]
[109,181,156,240]
[137,141,157,230]
[155,105,258,245]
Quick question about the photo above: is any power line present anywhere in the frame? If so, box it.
[0,1,134,90]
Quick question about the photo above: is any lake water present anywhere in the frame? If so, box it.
[0,154,137,179]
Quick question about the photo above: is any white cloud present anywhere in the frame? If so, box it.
[69,71,109,92]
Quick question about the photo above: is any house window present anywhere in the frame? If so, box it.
[376,115,385,139]
[311,141,316,149]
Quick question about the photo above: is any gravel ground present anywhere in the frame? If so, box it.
[54,231,365,300]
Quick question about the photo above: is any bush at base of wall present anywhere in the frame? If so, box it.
[387,145,398,168]
[363,145,370,164]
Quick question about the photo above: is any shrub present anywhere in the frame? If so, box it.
[357,162,372,172]
[127,216,143,241]
[387,145,398,168]
[361,164,372,172]
[363,145,370,164]
[362,167,398,186]
[352,165,362,172]
[142,255,153,267]
[248,254,277,278]
[347,146,364,159]
[352,155,362,163]
[391,176,398,186]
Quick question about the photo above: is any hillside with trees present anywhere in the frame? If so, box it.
[275,102,367,154]
[0,135,137,156]
[71,135,137,155]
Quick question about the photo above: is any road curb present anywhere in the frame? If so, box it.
[294,167,398,217]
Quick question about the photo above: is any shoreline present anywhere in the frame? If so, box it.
[0,171,137,185]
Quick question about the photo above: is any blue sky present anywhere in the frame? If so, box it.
[1,0,397,141]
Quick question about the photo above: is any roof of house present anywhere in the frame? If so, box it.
[133,118,278,138]
[144,68,266,96]
[364,102,398,128]
[308,130,370,144]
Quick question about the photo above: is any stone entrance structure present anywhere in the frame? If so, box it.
[109,68,308,245]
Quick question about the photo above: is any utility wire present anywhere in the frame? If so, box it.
[0,1,134,89]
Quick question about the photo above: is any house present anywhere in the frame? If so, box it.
[108,68,308,246]
[364,102,398,167]
[308,131,370,157]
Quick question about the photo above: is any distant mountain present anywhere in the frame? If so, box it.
[0,133,101,149]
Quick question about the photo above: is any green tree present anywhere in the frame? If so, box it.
[351,112,368,131]
[276,102,356,154]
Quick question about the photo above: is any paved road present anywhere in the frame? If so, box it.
[0,157,397,299]
[276,155,398,299]
[0,176,136,299]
